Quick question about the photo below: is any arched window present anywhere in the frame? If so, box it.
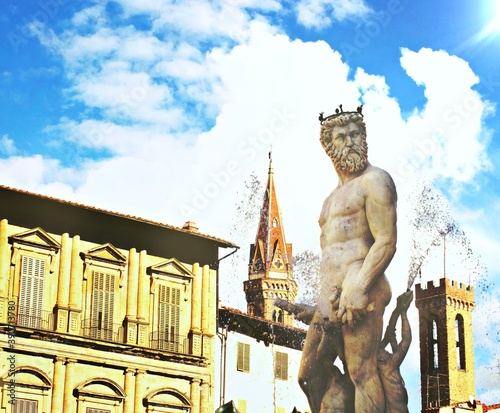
[3,366,51,412]
[277,310,284,323]
[75,378,125,413]
[456,314,466,370]
[428,319,439,370]
[145,388,192,412]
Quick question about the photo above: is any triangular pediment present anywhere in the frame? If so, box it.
[10,227,61,251]
[83,243,127,265]
[150,258,194,280]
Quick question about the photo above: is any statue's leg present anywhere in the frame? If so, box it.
[298,311,333,413]
[343,278,391,413]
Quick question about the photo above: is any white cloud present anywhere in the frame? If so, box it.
[115,0,271,42]
[296,0,372,29]
[71,4,108,28]
[400,48,493,187]
[0,134,16,156]
[0,155,75,191]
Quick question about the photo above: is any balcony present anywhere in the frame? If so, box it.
[17,306,54,330]
[12,308,201,357]
[149,331,190,354]
[81,318,124,343]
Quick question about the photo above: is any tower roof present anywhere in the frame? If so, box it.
[248,156,292,279]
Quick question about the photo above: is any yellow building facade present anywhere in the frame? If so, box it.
[0,186,236,413]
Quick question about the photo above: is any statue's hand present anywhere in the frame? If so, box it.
[295,309,316,325]
[396,290,413,314]
[336,283,370,329]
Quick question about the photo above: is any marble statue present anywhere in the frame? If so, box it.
[378,290,412,413]
[297,106,401,413]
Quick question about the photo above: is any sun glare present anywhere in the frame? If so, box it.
[484,1,500,35]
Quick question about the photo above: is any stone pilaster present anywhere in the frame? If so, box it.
[190,378,201,413]
[55,233,70,332]
[51,357,66,412]
[136,250,149,345]
[0,219,9,297]
[56,233,70,307]
[190,263,202,356]
[123,368,136,413]
[68,235,82,334]
[134,370,145,413]
[68,235,81,309]
[63,359,76,412]
[201,265,210,333]
[136,250,148,320]
[200,380,211,413]
[125,248,138,344]
[126,248,138,318]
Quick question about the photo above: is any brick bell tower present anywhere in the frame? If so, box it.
[415,278,476,412]
[243,156,297,326]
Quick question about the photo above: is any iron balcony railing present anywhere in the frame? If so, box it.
[149,331,190,354]
[13,308,199,355]
[81,318,124,343]
[17,306,54,330]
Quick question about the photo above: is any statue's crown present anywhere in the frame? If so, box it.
[318,104,363,124]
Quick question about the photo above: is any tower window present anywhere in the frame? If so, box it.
[456,314,466,370]
[428,319,439,370]
[273,218,278,227]
[273,309,284,323]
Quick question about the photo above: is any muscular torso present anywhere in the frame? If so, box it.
[319,174,373,287]
[317,165,395,316]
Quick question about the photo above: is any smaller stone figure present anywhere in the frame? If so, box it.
[278,294,354,413]
[377,290,413,413]
[282,288,412,413]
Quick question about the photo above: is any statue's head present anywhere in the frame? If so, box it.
[320,111,368,173]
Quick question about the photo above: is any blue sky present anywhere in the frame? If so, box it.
[1,0,500,409]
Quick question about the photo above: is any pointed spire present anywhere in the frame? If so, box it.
[248,157,292,279]
[244,157,297,324]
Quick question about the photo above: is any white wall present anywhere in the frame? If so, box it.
[216,330,310,413]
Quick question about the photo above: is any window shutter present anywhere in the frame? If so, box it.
[86,408,111,413]
[237,400,247,413]
[275,351,288,380]
[237,342,250,372]
[91,271,115,341]
[158,284,181,352]
[13,398,38,413]
[19,256,45,329]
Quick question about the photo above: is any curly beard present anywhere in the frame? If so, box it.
[323,139,368,173]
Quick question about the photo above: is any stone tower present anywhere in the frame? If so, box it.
[415,278,476,411]
[243,157,297,326]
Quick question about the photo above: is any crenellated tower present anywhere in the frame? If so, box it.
[243,157,297,326]
[415,278,476,412]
